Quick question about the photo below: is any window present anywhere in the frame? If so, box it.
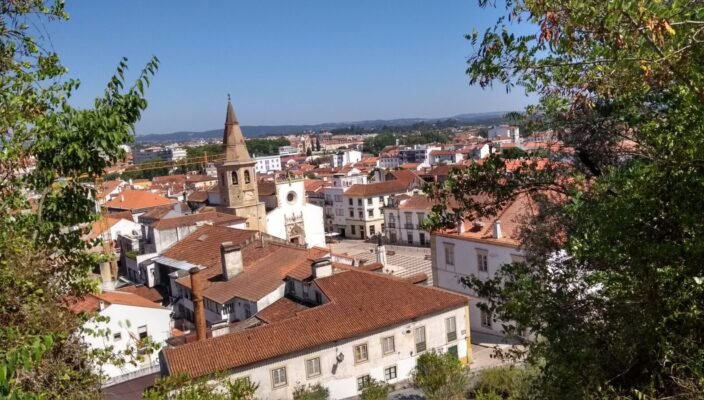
[367,209,373,217]
[315,291,323,304]
[407,233,413,244]
[384,366,397,380]
[414,326,426,353]
[138,325,148,340]
[382,336,395,355]
[353,344,369,363]
[305,357,321,378]
[446,316,457,342]
[481,310,492,328]
[378,196,384,203]
[231,171,238,185]
[444,243,455,266]
[112,332,122,341]
[244,170,251,184]
[357,375,371,391]
[358,210,364,219]
[334,195,342,202]
[369,225,375,236]
[349,198,353,205]
[367,198,373,205]
[357,199,362,206]
[220,173,225,186]
[351,226,356,235]
[271,367,287,388]
[336,208,344,216]
[417,213,425,225]
[244,303,252,319]
[477,250,488,272]
[349,209,354,217]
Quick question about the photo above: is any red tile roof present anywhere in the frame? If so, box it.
[161,225,258,270]
[150,211,246,231]
[162,269,468,378]
[255,297,311,324]
[69,291,167,313]
[84,216,125,240]
[344,179,412,197]
[104,190,175,211]
[117,285,166,303]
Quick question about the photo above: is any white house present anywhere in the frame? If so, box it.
[488,125,520,142]
[161,267,471,400]
[332,149,362,168]
[323,173,367,236]
[383,192,433,246]
[253,155,282,174]
[429,150,464,166]
[71,291,172,381]
[431,194,531,337]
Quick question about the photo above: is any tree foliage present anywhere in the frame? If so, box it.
[410,351,469,400]
[0,1,158,398]
[144,374,259,400]
[426,0,704,398]
[292,383,329,400]
[359,378,392,400]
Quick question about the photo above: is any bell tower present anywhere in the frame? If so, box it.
[216,96,267,232]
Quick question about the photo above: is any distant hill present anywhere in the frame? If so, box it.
[135,111,513,143]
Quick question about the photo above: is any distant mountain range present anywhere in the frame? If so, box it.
[135,111,511,143]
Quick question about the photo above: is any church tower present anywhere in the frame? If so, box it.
[216,96,267,232]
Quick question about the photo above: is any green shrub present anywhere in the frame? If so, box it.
[360,378,392,400]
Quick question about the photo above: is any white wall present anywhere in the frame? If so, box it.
[432,235,525,336]
[266,180,326,248]
[82,304,171,378]
[208,306,469,400]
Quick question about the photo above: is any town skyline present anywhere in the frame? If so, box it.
[45,0,536,135]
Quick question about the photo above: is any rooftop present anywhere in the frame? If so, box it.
[104,190,175,211]
[150,211,246,231]
[69,291,167,314]
[162,269,468,379]
[344,179,413,197]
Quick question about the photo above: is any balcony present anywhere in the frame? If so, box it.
[387,222,396,229]
[404,223,416,230]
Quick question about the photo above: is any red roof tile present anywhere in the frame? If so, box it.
[104,190,175,211]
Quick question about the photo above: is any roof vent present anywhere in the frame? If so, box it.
[197,234,208,241]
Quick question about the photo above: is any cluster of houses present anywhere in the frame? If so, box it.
[71,99,565,398]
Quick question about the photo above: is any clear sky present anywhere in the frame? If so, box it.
[45,1,535,135]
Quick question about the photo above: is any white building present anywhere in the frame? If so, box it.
[323,173,367,236]
[161,267,471,400]
[428,150,464,166]
[398,144,442,166]
[383,192,432,246]
[488,125,520,142]
[278,145,299,156]
[258,178,326,248]
[431,194,531,337]
[72,291,171,380]
[253,155,282,174]
[166,145,187,162]
[332,149,362,168]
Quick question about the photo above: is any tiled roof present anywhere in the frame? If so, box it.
[430,150,457,156]
[162,269,468,378]
[176,244,328,303]
[303,179,327,193]
[104,190,175,211]
[140,203,188,221]
[96,180,124,200]
[161,225,258,270]
[400,162,421,170]
[117,285,166,303]
[257,181,276,196]
[69,291,167,313]
[150,211,246,231]
[255,297,311,324]
[344,179,411,197]
[398,193,434,210]
[84,216,124,240]
[187,190,209,203]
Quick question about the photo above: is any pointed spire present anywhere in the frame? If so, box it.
[222,95,251,163]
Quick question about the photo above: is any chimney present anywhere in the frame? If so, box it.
[220,242,243,280]
[189,267,207,342]
[120,194,125,202]
[493,220,502,239]
[312,257,332,279]
[98,300,106,311]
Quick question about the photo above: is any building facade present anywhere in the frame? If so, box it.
[253,155,282,174]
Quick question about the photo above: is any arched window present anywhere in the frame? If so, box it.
[231,171,238,185]
[244,170,251,184]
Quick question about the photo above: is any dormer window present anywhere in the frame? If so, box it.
[244,170,251,184]
[231,171,238,185]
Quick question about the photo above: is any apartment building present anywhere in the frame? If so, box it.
[161,267,471,399]
[342,180,416,240]
[323,173,367,236]
[431,194,532,337]
[383,192,433,246]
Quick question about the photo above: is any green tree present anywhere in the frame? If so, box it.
[306,147,313,156]
[499,147,526,159]
[292,383,329,400]
[315,136,321,152]
[426,0,704,398]
[144,374,259,400]
[359,378,391,400]
[245,137,290,156]
[0,1,158,397]
[363,132,396,155]
[410,351,468,400]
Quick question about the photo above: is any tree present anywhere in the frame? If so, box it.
[426,0,704,398]
[315,136,321,152]
[410,351,469,400]
[499,147,526,159]
[359,378,392,400]
[144,374,259,400]
[306,147,313,156]
[363,132,396,155]
[0,1,158,397]
[292,383,329,400]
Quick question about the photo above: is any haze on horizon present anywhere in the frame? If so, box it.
[46,0,536,135]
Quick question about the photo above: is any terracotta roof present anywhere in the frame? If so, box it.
[117,285,166,303]
[430,150,457,156]
[150,211,246,231]
[255,297,311,324]
[344,180,411,197]
[187,190,209,203]
[303,179,327,193]
[104,190,175,211]
[161,225,258,270]
[176,244,328,304]
[139,203,188,221]
[400,162,421,169]
[96,180,124,200]
[398,193,434,210]
[84,216,124,240]
[162,269,468,378]
[358,262,384,272]
[403,273,429,284]
[257,181,276,196]
[69,291,167,313]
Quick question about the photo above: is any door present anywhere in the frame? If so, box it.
[447,345,458,360]
[420,233,426,246]
[340,228,345,237]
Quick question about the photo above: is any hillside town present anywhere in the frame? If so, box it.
[51,98,566,398]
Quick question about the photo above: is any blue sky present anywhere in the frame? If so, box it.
[46,1,536,135]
